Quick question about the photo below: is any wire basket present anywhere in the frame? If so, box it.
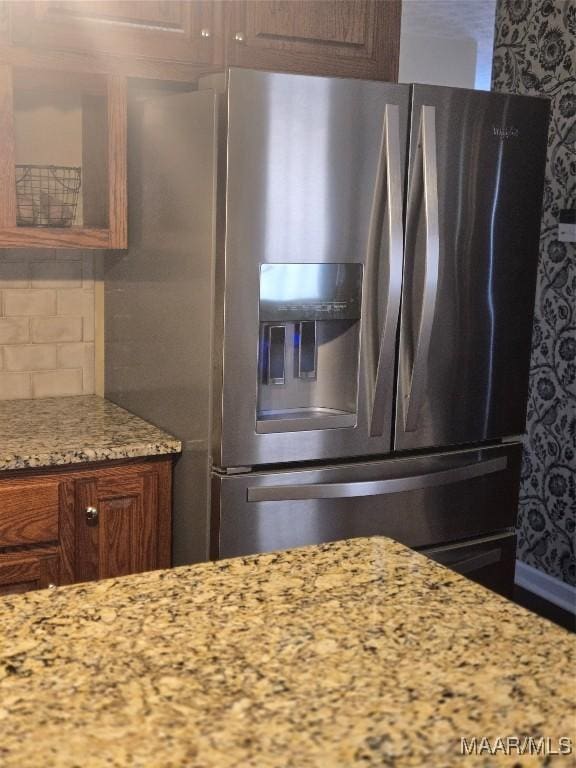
[15,165,81,228]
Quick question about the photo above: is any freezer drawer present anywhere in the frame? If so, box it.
[211,443,521,559]
[421,532,516,598]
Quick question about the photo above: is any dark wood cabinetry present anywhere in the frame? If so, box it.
[0,0,400,250]
[6,1,224,78]
[0,457,173,595]
[0,547,60,596]
[226,0,400,81]
[1,1,399,82]
[0,64,127,249]
[72,460,172,581]
[0,475,62,548]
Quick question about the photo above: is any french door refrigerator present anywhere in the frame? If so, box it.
[105,69,549,596]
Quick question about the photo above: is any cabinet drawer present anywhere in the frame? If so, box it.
[0,480,60,547]
[0,549,60,596]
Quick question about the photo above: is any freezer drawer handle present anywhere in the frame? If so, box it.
[247,455,507,502]
[404,105,440,432]
[431,547,503,575]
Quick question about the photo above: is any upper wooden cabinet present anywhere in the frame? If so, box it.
[0,1,400,249]
[3,0,224,79]
[226,0,401,81]
[1,1,399,82]
[0,64,126,248]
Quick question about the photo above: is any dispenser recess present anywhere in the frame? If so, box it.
[257,263,363,433]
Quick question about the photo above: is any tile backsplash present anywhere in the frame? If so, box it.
[0,250,95,399]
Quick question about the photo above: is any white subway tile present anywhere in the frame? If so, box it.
[0,250,28,261]
[0,261,30,288]
[31,317,83,343]
[82,253,95,288]
[57,289,94,317]
[56,341,94,369]
[4,344,57,371]
[4,289,56,316]
[31,369,83,398]
[82,359,95,394]
[0,318,29,344]
[83,316,95,342]
[54,250,84,260]
[31,260,82,288]
[29,250,57,261]
[0,371,32,399]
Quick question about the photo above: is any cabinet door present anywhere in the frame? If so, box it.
[0,549,59,596]
[226,0,401,81]
[73,461,171,582]
[8,1,223,70]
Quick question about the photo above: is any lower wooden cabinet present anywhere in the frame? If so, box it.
[72,460,172,581]
[0,547,60,597]
[0,456,173,595]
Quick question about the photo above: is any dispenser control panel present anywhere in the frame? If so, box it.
[259,263,362,322]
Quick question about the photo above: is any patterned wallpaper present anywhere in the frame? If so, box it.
[492,0,575,585]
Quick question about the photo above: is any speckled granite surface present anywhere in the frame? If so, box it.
[0,537,573,767]
[0,395,181,471]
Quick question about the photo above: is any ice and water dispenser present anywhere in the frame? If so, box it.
[257,263,363,433]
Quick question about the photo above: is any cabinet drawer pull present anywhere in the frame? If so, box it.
[85,506,99,525]
[234,32,245,43]
[201,28,211,39]
[47,583,57,589]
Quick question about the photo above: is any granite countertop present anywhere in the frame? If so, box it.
[0,537,573,767]
[0,395,181,471]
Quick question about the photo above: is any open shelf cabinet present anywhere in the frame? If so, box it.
[0,64,126,249]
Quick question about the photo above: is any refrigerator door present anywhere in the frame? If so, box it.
[214,69,409,468]
[395,86,550,451]
[211,442,521,558]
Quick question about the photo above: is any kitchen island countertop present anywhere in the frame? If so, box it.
[0,536,573,767]
[0,395,181,471]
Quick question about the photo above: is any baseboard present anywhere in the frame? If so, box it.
[515,560,576,615]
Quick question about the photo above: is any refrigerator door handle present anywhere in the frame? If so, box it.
[404,105,440,432]
[368,103,404,437]
[362,104,404,438]
[247,455,507,502]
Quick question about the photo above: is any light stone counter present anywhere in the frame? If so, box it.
[0,536,573,767]
[0,395,181,471]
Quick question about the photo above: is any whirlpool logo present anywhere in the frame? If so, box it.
[493,125,519,139]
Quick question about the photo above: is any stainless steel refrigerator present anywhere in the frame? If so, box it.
[105,69,549,596]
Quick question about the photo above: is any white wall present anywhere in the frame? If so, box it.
[399,34,477,89]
